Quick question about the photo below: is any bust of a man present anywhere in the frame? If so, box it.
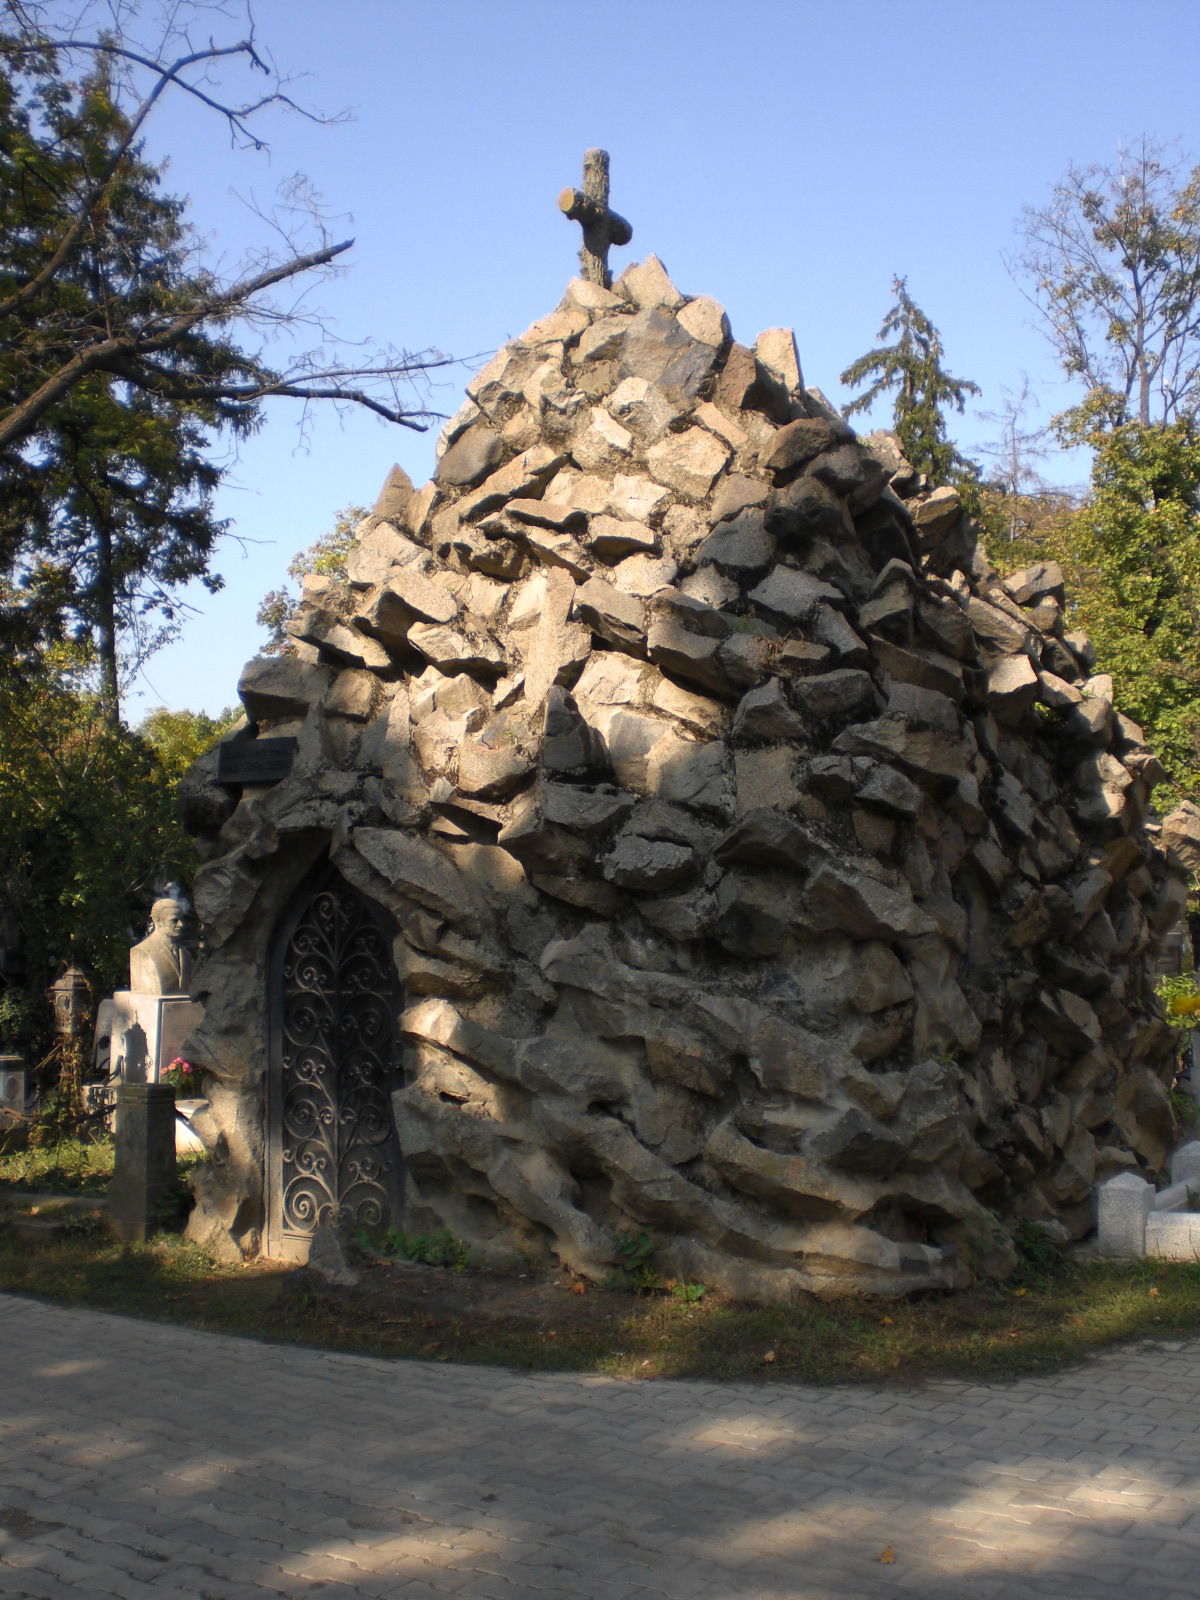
[129,899,193,995]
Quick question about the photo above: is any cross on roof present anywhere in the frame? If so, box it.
[558,148,632,290]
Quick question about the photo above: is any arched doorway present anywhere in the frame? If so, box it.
[266,862,405,1259]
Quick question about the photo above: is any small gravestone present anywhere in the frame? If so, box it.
[0,1056,26,1113]
[1096,1172,1154,1257]
[1170,1140,1200,1192]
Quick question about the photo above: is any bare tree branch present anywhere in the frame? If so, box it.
[1014,138,1200,428]
[0,0,445,456]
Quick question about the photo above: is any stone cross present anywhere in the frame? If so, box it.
[558,148,632,290]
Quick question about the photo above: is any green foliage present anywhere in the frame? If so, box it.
[360,1226,471,1272]
[1156,973,1200,1031]
[1170,1087,1197,1130]
[670,1280,708,1304]
[840,276,981,485]
[0,1133,113,1195]
[0,650,226,1052]
[976,487,1080,565]
[985,417,1200,798]
[0,53,262,712]
[606,1230,664,1294]
[138,705,241,781]
[1057,419,1200,793]
[1009,1220,1068,1293]
[256,504,366,653]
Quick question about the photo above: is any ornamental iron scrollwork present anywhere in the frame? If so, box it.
[277,872,402,1240]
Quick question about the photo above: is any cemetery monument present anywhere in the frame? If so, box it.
[175,155,1188,1298]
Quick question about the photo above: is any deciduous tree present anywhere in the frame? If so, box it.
[0,648,234,1052]
[1060,419,1200,789]
[255,504,364,654]
[1015,139,1200,429]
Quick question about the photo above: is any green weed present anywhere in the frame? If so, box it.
[606,1230,664,1293]
[359,1226,471,1272]
[670,1281,708,1304]
[1010,1220,1068,1291]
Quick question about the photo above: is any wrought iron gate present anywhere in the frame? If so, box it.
[267,866,404,1257]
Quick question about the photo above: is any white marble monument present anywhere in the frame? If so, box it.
[108,898,202,1085]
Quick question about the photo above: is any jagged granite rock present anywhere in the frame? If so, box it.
[180,258,1186,1300]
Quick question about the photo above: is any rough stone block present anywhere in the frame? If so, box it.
[238,656,331,722]
[753,327,803,394]
[436,422,505,488]
[646,427,729,499]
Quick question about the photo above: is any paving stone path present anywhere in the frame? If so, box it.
[1,1294,1198,1599]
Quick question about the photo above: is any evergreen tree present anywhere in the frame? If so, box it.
[0,61,256,716]
[0,18,444,713]
[840,277,981,485]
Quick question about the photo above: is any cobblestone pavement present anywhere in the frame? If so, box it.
[1,1295,1198,1599]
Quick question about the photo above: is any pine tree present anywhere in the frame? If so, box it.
[840,277,981,485]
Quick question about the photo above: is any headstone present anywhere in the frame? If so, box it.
[1096,1171,1154,1257]
[95,891,204,1089]
[0,1056,26,1113]
[1146,1209,1200,1259]
[1170,1139,1200,1192]
[1152,1180,1190,1212]
[107,1083,178,1242]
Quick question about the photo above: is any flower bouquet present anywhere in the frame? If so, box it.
[161,1057,198,1097]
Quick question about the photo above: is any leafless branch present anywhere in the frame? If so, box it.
[1,1,445,456]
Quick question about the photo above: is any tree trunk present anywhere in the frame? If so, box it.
[94,522,121,728]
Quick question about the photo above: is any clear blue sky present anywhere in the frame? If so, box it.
[115,0,1200,719]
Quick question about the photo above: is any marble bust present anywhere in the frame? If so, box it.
[129,898,193,995]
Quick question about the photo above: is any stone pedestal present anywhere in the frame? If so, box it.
[109,991,203,1084]
[107,1083,178,1243]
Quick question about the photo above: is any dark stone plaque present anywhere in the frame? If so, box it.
[216,737,297,787]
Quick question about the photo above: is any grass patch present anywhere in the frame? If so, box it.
[0,1222,1198,1384]
[0,1133,114,1196]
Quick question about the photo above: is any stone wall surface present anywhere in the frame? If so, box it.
[179,257,1187,1298]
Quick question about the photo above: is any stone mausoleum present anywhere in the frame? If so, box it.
[179,231,1187,1299]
